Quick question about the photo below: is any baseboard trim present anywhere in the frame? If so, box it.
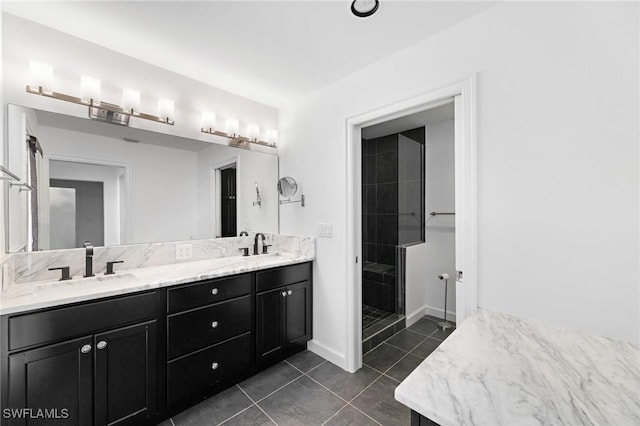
[424,304,457,323]
[406,305,428,327]
[307,340,346,370]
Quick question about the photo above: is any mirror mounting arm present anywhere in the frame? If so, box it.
[279,194,305,207]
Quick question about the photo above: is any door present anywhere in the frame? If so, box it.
[94,321,157,426]
[285,281,312,351]
[7,336,93,425]
[220,168,237,237]
[256,287,285,365]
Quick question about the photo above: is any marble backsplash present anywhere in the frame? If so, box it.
[9,234,314,285]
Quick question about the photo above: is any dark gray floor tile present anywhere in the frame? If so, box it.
[173,385,252,426]
[238,362,302,401]
[363,343,406,372]
[157,420,174,426]
[325,405,379,426]
[258,376,346,426]
[352,376,410,426]
[220,405,274,425]
[370,326,394,348]
[407,318,439,336]
[308,361,380,401]
[386,353,424,382]
[430,326,455,341]
[410,337,443,359]
[286,350,326,372]
[385,329,426,351]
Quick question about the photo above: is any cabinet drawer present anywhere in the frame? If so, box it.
[167,296,251,359]
[8,291,157,351]
[167,333,251,405]
[256,262,311,293]
[167,274,251,314]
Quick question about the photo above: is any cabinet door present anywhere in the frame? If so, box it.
[256,287,285,365]
[285,281,312,350]
[94,321,157,426]
[7,336,93,426]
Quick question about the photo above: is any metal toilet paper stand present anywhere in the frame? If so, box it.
[438,273,454,331]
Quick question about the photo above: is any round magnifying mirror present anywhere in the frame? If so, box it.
[277,177,298,198]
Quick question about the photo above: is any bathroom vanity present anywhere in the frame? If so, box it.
[0,250,313,426]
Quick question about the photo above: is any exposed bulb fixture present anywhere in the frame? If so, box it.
[202,111,217,130]
[201,114,277,149]
[225,118,240,136]
[351,0,379,17]
[265,129,278,144]
[246,123,260,140]
[25,59,174,126]
[122,88,141,114]
[80,75,101,105]
[28,60,53,93]
[157,98,175,122]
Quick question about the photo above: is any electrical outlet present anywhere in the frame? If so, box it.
[176,243,193,260]
[318,223,333,238]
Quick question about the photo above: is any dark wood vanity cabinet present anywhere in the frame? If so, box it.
[1,292,159,426]
[0,262,312,426]
[165,273,254,407]
[256,263,312,368]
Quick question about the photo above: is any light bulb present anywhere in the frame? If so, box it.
[158,98,175,122]
[202,111,216,130]
[28,60,53,93]
[247,124,260,140]
[80,75,101,105]
[122,88,141,113]
[265,129,278,144]
[226,118,239,135]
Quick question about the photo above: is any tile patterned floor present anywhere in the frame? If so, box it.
[161,315,453,426]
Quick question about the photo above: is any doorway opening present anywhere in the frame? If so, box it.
[345,77,477,372]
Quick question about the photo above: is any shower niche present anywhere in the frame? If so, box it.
[362,127,424,348]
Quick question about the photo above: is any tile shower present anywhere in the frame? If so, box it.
[362,127,424,352]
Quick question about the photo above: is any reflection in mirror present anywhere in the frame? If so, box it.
[5,104,279,252]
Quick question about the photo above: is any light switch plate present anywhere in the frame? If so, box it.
[318,223,333,238]
[176,243,193,260]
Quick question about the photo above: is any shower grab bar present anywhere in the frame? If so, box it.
[429,212,455,216]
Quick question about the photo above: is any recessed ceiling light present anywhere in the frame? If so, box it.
[351,0,379,18]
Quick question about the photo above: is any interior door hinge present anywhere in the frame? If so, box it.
[456,270,463,282]
[355,256,358,264]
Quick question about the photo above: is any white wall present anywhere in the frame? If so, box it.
[424,119,456,320]
[38,124,199,244]
[280,1,639,367]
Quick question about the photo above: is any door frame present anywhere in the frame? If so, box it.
[345,76,478,372]
[210,156,239,238]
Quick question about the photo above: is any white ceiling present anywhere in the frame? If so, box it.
[3,1,496,108]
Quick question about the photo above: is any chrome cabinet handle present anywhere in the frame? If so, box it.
[97,341,107,350]
[81,344,92,354]
[211,321,219,329]
[281,291,287,297]
[211,362,219,370]
[287,290,293,296]
[211,288,219,295]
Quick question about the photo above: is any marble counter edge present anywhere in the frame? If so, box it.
[0,254,314,316]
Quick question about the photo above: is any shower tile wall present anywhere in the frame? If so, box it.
[363,134,398,312]
[362,128,424,314]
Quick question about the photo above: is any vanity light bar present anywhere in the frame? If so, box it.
[26,85,175,126]
[201,127,277,149]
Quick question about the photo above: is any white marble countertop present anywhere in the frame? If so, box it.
[395,309,640,426]
[0,252,313,315]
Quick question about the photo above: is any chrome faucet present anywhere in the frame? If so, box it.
[83,241,94,278]
[239,231,249,236]
[253,233,265,255]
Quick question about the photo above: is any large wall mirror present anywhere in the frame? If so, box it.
[4,104,279,253]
